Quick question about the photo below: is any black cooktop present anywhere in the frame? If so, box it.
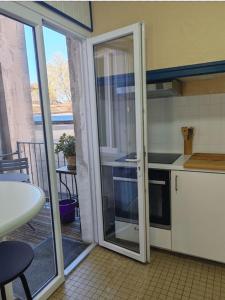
[148,153,181,164]
[117,152,181,164]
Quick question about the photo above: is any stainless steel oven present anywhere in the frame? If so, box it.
[113,167,171,229]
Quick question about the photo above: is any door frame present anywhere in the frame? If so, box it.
[0,2,92,299]
[86,23,149,262]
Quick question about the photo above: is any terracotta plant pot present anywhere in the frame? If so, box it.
[66,155,76,170]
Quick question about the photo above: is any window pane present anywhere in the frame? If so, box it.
[94,35,140,253]
[43,26,90,269]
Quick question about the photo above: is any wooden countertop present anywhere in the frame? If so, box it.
[184,153,225,171]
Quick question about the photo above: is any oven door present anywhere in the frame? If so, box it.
[114,177,138,223]
[113,167,138,223]
[149,169,171,229]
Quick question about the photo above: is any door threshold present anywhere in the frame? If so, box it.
[64,243,96,276]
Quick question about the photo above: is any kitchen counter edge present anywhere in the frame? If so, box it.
[101,154,225,174]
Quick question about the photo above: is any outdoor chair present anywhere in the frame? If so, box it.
[0,150,20,160]
[0,157,29,176]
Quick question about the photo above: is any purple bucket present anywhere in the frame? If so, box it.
[59,199,76,223]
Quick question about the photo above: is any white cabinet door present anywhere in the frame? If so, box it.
[171,170,225,263]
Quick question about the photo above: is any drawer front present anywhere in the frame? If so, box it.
[150,227,171,250]
[115,220,139,243]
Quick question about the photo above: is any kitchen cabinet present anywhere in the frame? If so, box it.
[171,170,225,263]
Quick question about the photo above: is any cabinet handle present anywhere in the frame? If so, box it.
[175,175,178,192]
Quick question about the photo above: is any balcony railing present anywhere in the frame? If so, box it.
[16,141,77,201]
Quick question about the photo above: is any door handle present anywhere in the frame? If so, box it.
[113,177,137,182]
[125,158,141,163]
[175,175,178,192]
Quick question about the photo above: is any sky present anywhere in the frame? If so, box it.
[25,25,68,83]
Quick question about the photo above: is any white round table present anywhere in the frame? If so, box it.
[0,181,45,238]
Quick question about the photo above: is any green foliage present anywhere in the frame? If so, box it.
[55,133,76,157]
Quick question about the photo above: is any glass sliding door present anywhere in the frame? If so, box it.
[42,25,90,270]
[88,23,149,262]
[0,13,61,299]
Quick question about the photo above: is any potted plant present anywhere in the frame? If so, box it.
[55,133,76,170]
[55,133,76,223]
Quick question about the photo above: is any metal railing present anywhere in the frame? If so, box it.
[16,141,77,201]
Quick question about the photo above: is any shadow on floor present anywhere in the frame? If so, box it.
[13,236,89,299]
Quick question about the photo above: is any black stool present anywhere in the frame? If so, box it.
[0,241,34,300]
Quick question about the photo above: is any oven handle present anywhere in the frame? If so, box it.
[113,177,166,185]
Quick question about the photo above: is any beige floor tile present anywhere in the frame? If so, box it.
[48,246,225,300]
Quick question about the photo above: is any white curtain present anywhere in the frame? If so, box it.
[67,37,94,243]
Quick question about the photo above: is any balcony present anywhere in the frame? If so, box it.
[1,140,88,298]
[5,140,81,244]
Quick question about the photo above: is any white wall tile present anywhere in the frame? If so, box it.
[148,93,225,154]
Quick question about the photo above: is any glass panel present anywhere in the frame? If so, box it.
[43,26,90,269]
[94,35,140,253]
[149,185,163,218]
[0,14,57,298]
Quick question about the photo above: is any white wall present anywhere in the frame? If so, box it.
[93,2,225,71]
[148,94,225,154]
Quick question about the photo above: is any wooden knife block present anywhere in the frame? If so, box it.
[184,139,193,155]
[181,127,194,155]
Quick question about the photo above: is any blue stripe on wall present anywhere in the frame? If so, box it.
[97,60,225,87]
[147,60,225,83]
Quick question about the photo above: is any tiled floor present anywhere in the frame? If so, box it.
[49,246,225,300]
